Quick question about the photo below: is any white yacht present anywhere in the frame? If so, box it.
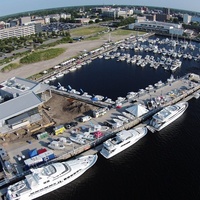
[148,101,188,132]
[100,127,147,159]
[6,154,98,200]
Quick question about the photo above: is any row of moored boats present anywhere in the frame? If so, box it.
[6,100,189,200]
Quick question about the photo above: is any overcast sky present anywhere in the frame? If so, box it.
[0,0,199,17]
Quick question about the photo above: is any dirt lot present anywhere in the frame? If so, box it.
[44,92,98,125]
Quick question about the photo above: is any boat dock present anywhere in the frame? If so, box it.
[0,73,199,196]
[36,32,155,84]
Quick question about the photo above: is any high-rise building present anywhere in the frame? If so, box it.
[163,7,170,15]
[183,14,192,24]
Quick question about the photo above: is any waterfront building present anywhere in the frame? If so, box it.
[129,20,184,35]
[0,77,51,132]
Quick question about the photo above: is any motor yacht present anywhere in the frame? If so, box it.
[148,101,188,132]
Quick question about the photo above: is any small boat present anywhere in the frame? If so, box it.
[100,126,148,159]
[58,137,72,145]
[55,72,64,78]
[69,135,86,145]
[43,79,50,84]
[112,118,124,124]
[81,132,95,141]
[117,115,129,123]
[167,74,175,83]
[68,66,77,71]
[122,111,135,120]
[48,141,65,150]
[49,76,56,81]
[154,80,164,88]
[193,92,200,99]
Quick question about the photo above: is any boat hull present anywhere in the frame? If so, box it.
[149,102,188,132]
[6,155,98,200]
[100,127,147,159]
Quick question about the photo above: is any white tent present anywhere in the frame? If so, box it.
[126,104,149,117]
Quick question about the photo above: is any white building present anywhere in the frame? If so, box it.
[0,77,51,130]
[0,24,36,39]
[183,14,192,24]
[44,17,50,24]
[129,20,184,35]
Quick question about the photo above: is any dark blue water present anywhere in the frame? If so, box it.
[41,36,200,200]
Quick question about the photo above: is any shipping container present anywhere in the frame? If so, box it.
[37,148,47,154]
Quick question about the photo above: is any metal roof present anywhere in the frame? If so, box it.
[0,77,50,95]
[0,92,43,121]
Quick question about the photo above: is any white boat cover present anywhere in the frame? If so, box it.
[126,104,149,117]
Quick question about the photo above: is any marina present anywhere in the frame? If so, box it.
[1,33,200,199]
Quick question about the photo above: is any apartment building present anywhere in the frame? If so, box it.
[0,24,41,39]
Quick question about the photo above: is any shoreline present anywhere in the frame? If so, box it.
[0,33,135,82]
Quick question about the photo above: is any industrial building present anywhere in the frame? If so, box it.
[0,77,51,135]
[129,20,184,35]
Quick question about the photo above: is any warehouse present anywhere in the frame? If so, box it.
[0,77,51,132]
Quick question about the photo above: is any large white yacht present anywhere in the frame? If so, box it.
[148,101,188,132]
[100,127,147,159]
[6,154,98,200]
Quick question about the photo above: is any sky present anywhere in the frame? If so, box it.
[0,0,199,17]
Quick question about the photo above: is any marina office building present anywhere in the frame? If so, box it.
[0,77,51,135]
[129,20,184,35]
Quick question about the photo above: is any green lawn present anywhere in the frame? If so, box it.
[111,29,146,36]
[70,25,107,37]
[20,48,65,64]
[0,63,21,72]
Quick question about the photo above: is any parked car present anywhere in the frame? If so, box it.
[70,121,78,127]
[64,123,71,129]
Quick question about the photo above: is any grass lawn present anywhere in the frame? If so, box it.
[70,25,107,37]
[20,48,65,64]
[111,29,146,36]
[1,63,21,72]
[86,35,101,41]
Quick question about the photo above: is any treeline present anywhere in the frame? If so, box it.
[0,31,71,53]
[114,17,136,27]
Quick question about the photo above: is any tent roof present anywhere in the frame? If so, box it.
[126,104,148,117]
